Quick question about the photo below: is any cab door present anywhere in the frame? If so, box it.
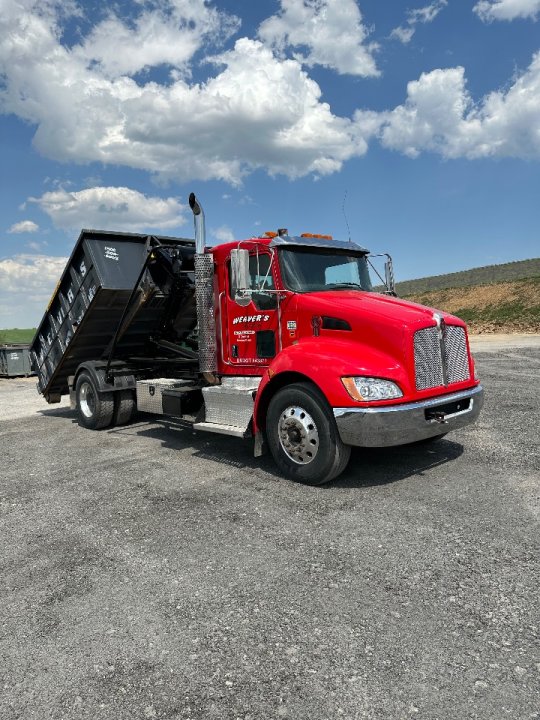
[224,250,280,368]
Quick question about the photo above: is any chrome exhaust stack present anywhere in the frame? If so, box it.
[190,192,206,254]
[189,192,217,376]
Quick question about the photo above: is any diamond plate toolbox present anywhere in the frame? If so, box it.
[137,379,188,414]
[202,378,261,429]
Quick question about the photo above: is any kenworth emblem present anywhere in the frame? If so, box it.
[433,313,449,385]
[433,313,446,340]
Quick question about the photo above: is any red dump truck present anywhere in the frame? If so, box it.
[30,194,483,485]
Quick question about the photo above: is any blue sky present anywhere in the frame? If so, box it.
[1,0,540,327]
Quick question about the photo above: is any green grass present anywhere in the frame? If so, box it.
[453,302,540,326]
[0,328,36,345]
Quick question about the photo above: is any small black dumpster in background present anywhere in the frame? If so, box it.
[0,345,34,377]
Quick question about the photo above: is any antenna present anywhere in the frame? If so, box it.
[342,190,352,244]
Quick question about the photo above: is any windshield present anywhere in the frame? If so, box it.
[279,247,372,293]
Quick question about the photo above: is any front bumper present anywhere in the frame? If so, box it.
[333,385,484,447]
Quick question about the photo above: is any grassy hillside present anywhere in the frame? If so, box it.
[396,258,540,296]
[0,328,36,345]
[405,277,540,334]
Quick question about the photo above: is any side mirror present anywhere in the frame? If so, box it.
[230,249,251,306]
[384,255,397,296]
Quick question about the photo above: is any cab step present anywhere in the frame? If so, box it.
[193,421,248,438]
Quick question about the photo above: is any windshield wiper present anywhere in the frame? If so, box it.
[325,282,363,289]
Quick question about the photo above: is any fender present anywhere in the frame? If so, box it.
[252,337,407,434]
[71,361,136,394]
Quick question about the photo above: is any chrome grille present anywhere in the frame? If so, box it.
[414,327,444,390]
[444,326,470,384]
[414,325,470,390]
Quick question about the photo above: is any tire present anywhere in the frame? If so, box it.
[266,382,351,486]
[113,389,136,426]
[75,371,114,430]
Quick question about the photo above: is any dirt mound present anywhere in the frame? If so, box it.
[406,277,540,334]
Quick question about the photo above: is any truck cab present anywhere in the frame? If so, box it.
[206,232,483,483]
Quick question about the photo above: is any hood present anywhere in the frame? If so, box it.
[297,290,464,331]
[293,290,467,393]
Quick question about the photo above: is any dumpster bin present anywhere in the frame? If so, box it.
[0,344,33,377]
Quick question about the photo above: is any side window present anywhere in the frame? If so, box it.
[249,254,277,310]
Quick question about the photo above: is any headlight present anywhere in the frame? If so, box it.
[342,376,403,402]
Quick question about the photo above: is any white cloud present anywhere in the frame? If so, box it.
[474,0,540,21]
[390,26,415,44]
[0,254,65,293]
[0,1,370,185]
[28,186,187,233]
[73,0,240,79]
[26,240,48,251]
[211,225,235,244]
[258,0,379,77]
[0,254,67,327]
[355,52,540,160]
[83,175,103,188]
[7,220,39,234]
[390,1,447,44]
[409,1,448,23]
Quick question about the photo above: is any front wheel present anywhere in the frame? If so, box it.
[75,372,114,430]
[266,382,351,485]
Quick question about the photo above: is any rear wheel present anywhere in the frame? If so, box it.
[75,372,114,430]
[266,382,351,485]
[113,389,136,426]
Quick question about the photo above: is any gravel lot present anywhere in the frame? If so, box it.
[1,337,539,719]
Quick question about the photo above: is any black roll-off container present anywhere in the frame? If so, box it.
[30,229,196,402]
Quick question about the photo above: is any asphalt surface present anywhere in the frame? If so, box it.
[1,339,539,719]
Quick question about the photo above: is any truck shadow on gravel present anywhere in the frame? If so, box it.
[128,417,465,489]
[36,408,465,488]
[132,418,281,477]
[37,406,74,418]
[335,440,464,488]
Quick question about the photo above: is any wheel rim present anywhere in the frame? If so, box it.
[278,405,319,465]
[79,381,96,419]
